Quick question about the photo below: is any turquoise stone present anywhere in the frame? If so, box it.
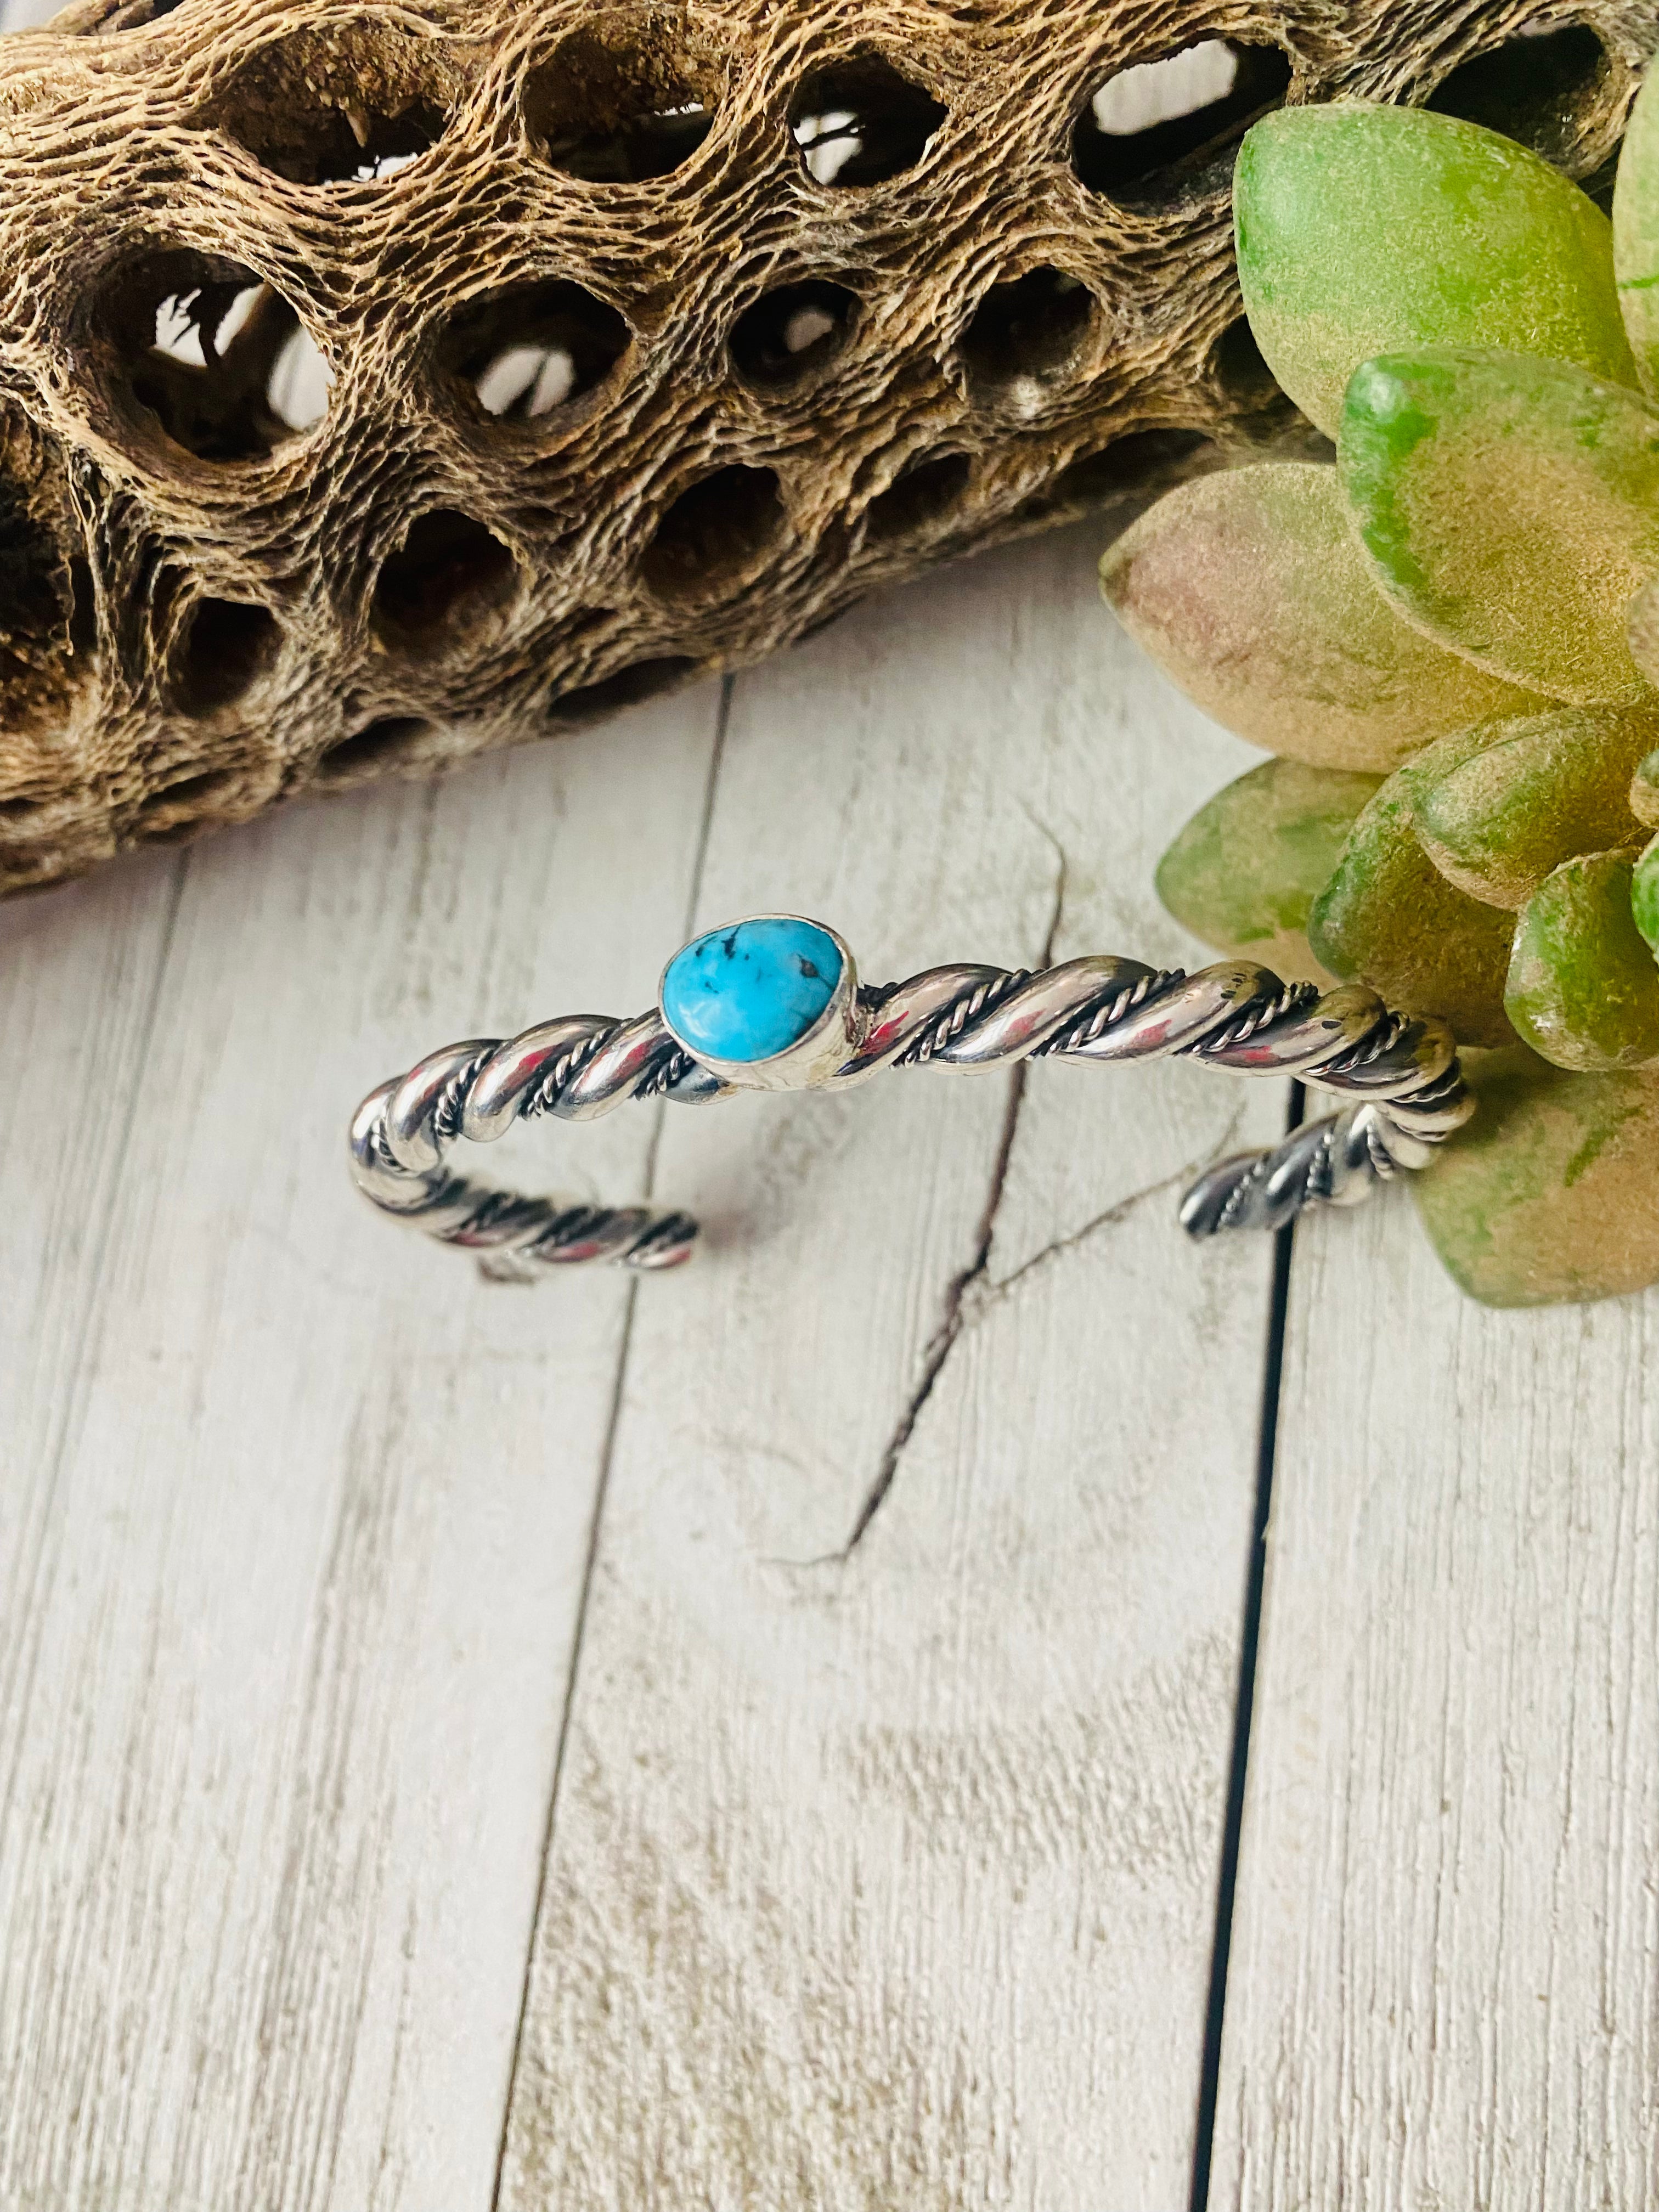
[662,917,842,1062]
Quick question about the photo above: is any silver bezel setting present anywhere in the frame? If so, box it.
[657,913,865,1093]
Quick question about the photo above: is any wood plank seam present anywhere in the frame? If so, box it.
[487,676,736,2212]
[1209,1189,1659,2207]
[1189,1082,1304,2212]
[3,680,731,2211]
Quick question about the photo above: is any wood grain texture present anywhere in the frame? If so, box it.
[1209,1198,1659,2210]
[497,527,1283,2211]
[0,681,723,2212]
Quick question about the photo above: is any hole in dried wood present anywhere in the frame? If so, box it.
[317,714,437,782]
[1427,21,1606,167]
[862,450,970,544]
[1209,315,1282,408]
[960,266,1098,409]
[640,466,786,600]
[548,654,698,724]
[67,556,97,661]
[105,249,331,462]
[524,10,721,182]
[133,765,236,827]
[1049,426,1210,509]
[1074,38,1291,204]
[729,279,858,388]
[0,478,70,680]
[133,764,242,837]
[171,597,280,714]
[371,512,518,653]
[789,55,945,187]
[439,279,631,424]
[0,462,82,728]
[147,768,224,809]
[212,22,453,184]
[89,0,186,30]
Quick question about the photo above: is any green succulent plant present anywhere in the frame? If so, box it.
[1103,91,1659,1308]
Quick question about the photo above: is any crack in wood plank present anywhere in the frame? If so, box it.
[833,823,1247,1570]
[838,840,1068,1560]
[809,1127,1249,1573]
[983,1122,1243,1306]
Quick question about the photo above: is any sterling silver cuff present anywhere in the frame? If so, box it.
[348,913,1475,1279]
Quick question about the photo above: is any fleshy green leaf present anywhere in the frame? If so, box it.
[1505,850,1659,1070]
[1414,1045,1659,1307]
[1100,462,1542,771]
[1154,757,1383,983]
[1339,347,1659,704]
[1308,724,1518,1046]
[1632,832,1659,957]
[1235,101,1637,438]
[1414,707,1659,909]
[1612,63,1659,395]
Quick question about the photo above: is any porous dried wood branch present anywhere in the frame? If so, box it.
[0,0,1650,891]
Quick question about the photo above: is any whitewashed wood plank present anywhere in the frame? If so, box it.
[0,685,724,2212]
[0,0,66,28]
[2,845,184,1844]
[1210,1195,1659,2208]
[498,527,1285,2210]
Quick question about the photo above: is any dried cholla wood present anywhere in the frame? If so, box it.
[0,0,1650,893]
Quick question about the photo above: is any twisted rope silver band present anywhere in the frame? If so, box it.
[348,931,1475,1278]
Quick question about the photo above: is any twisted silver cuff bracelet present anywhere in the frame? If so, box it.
[348,913,1476,1278]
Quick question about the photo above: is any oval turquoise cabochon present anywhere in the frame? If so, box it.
[662,917,843,1063]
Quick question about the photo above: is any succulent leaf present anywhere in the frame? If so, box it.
[1632,832,1659,957]
[1413,707,1659,909]
[1339,347,1659,704]
[1612,64,1659,396]
[1154,757,1383,983]
[1307,725,1518,1046]
[1235,101,1637,438]
[1505,850,1659,1070]
[1100,462,1543,771]
[1414,1046,1659,1306]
